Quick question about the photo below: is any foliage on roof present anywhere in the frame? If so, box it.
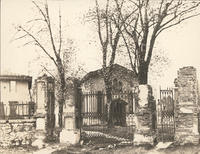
[81,64,137,83]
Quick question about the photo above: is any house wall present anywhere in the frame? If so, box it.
[81,69,138,93]
[81,77,105,92]
[80,68,138,128]
[0,80,31,105]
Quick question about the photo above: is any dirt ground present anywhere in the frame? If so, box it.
[1,142,200,154]
[0,146,35,154]
[52,144,200,154]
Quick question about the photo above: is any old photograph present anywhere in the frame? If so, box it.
[1,0,200,153]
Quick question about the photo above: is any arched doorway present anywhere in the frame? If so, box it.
[111,98,128,126]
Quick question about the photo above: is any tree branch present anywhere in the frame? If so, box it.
[44,2,58,56]
[95,0,104,46]
[58,8,62,55]
[121,31,138,75]
[105,0,110,46]
[40,64,57,80]
[156,12,200,37]
[32,1,48,22]
[26,18,45,24]
[19,26,58,67]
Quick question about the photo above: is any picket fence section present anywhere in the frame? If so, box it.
[0,102,35,120]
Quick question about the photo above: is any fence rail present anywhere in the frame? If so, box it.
[0,102,35,120]
[79,91,136,143]
[157,89,175,142]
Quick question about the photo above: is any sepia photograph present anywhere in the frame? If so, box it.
[1,0,200,153]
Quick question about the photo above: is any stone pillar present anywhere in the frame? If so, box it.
[174,67,199,145]
[133,85,156,146]
[60,78,80,144]
[34,76,47,130]
[34,74,55,131]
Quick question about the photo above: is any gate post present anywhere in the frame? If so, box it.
[34,75,55,138]
[133,85,156,146]
[174,67,199,145]
[59,78,80,144]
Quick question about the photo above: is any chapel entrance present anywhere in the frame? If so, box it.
[111,98,127,126]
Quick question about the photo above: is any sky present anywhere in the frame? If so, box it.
[1,0,200,98]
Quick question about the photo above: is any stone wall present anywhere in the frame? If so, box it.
[176,66,198,104]
[0,119,36,147]
[133,85,156,146]
[174,66,199,145]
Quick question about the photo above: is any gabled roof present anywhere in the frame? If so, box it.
[81,64,137,83]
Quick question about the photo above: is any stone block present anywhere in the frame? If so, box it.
[32,138,45,149]
[133,133,155,146]
[63,116,75,130]
[179,107,193,113]
[36,117,45,130]
[138,85,152,107]
[60,129,80,145]
[133,84,155,146]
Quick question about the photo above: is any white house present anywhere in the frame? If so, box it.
[0,75,33,118]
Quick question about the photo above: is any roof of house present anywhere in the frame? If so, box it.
[36,74,54,82]
[0,75,32,82]
[0,75,32,89]
[81,64,137,83]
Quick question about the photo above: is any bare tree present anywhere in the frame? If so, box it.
[15,0,69,128]
[115,0,200,84]
[88,0,126,127]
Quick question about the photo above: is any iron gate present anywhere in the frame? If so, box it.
[79,91,136,143]
[157,89,175,142]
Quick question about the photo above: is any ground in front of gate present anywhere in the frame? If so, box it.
[1,143,200,154]
[52,144,200,154]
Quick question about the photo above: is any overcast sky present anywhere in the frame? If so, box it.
[1,0,200,97]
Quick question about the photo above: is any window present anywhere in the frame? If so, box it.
[129,94,134,114]
[112,79,123,93]
[118,81,123,92]
[48,83,54,92]
[10,81,16,92]
[113,78,118,91]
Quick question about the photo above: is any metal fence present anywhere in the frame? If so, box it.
[0,102,35,120]
[79,91,136,143]
[157,89,175,142]
[198,112,200,133]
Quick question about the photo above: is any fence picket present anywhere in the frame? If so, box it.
[80,91,135,142]
[157,89,175,142]
[0,102,35,120]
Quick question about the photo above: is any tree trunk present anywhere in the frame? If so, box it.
[104,76,113,128]
[106,88,113,128]
[138,63,148,84]
[58,84,65,128]
[57,57,66,128]
[58,100,64,128]
[58,75,65,128]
